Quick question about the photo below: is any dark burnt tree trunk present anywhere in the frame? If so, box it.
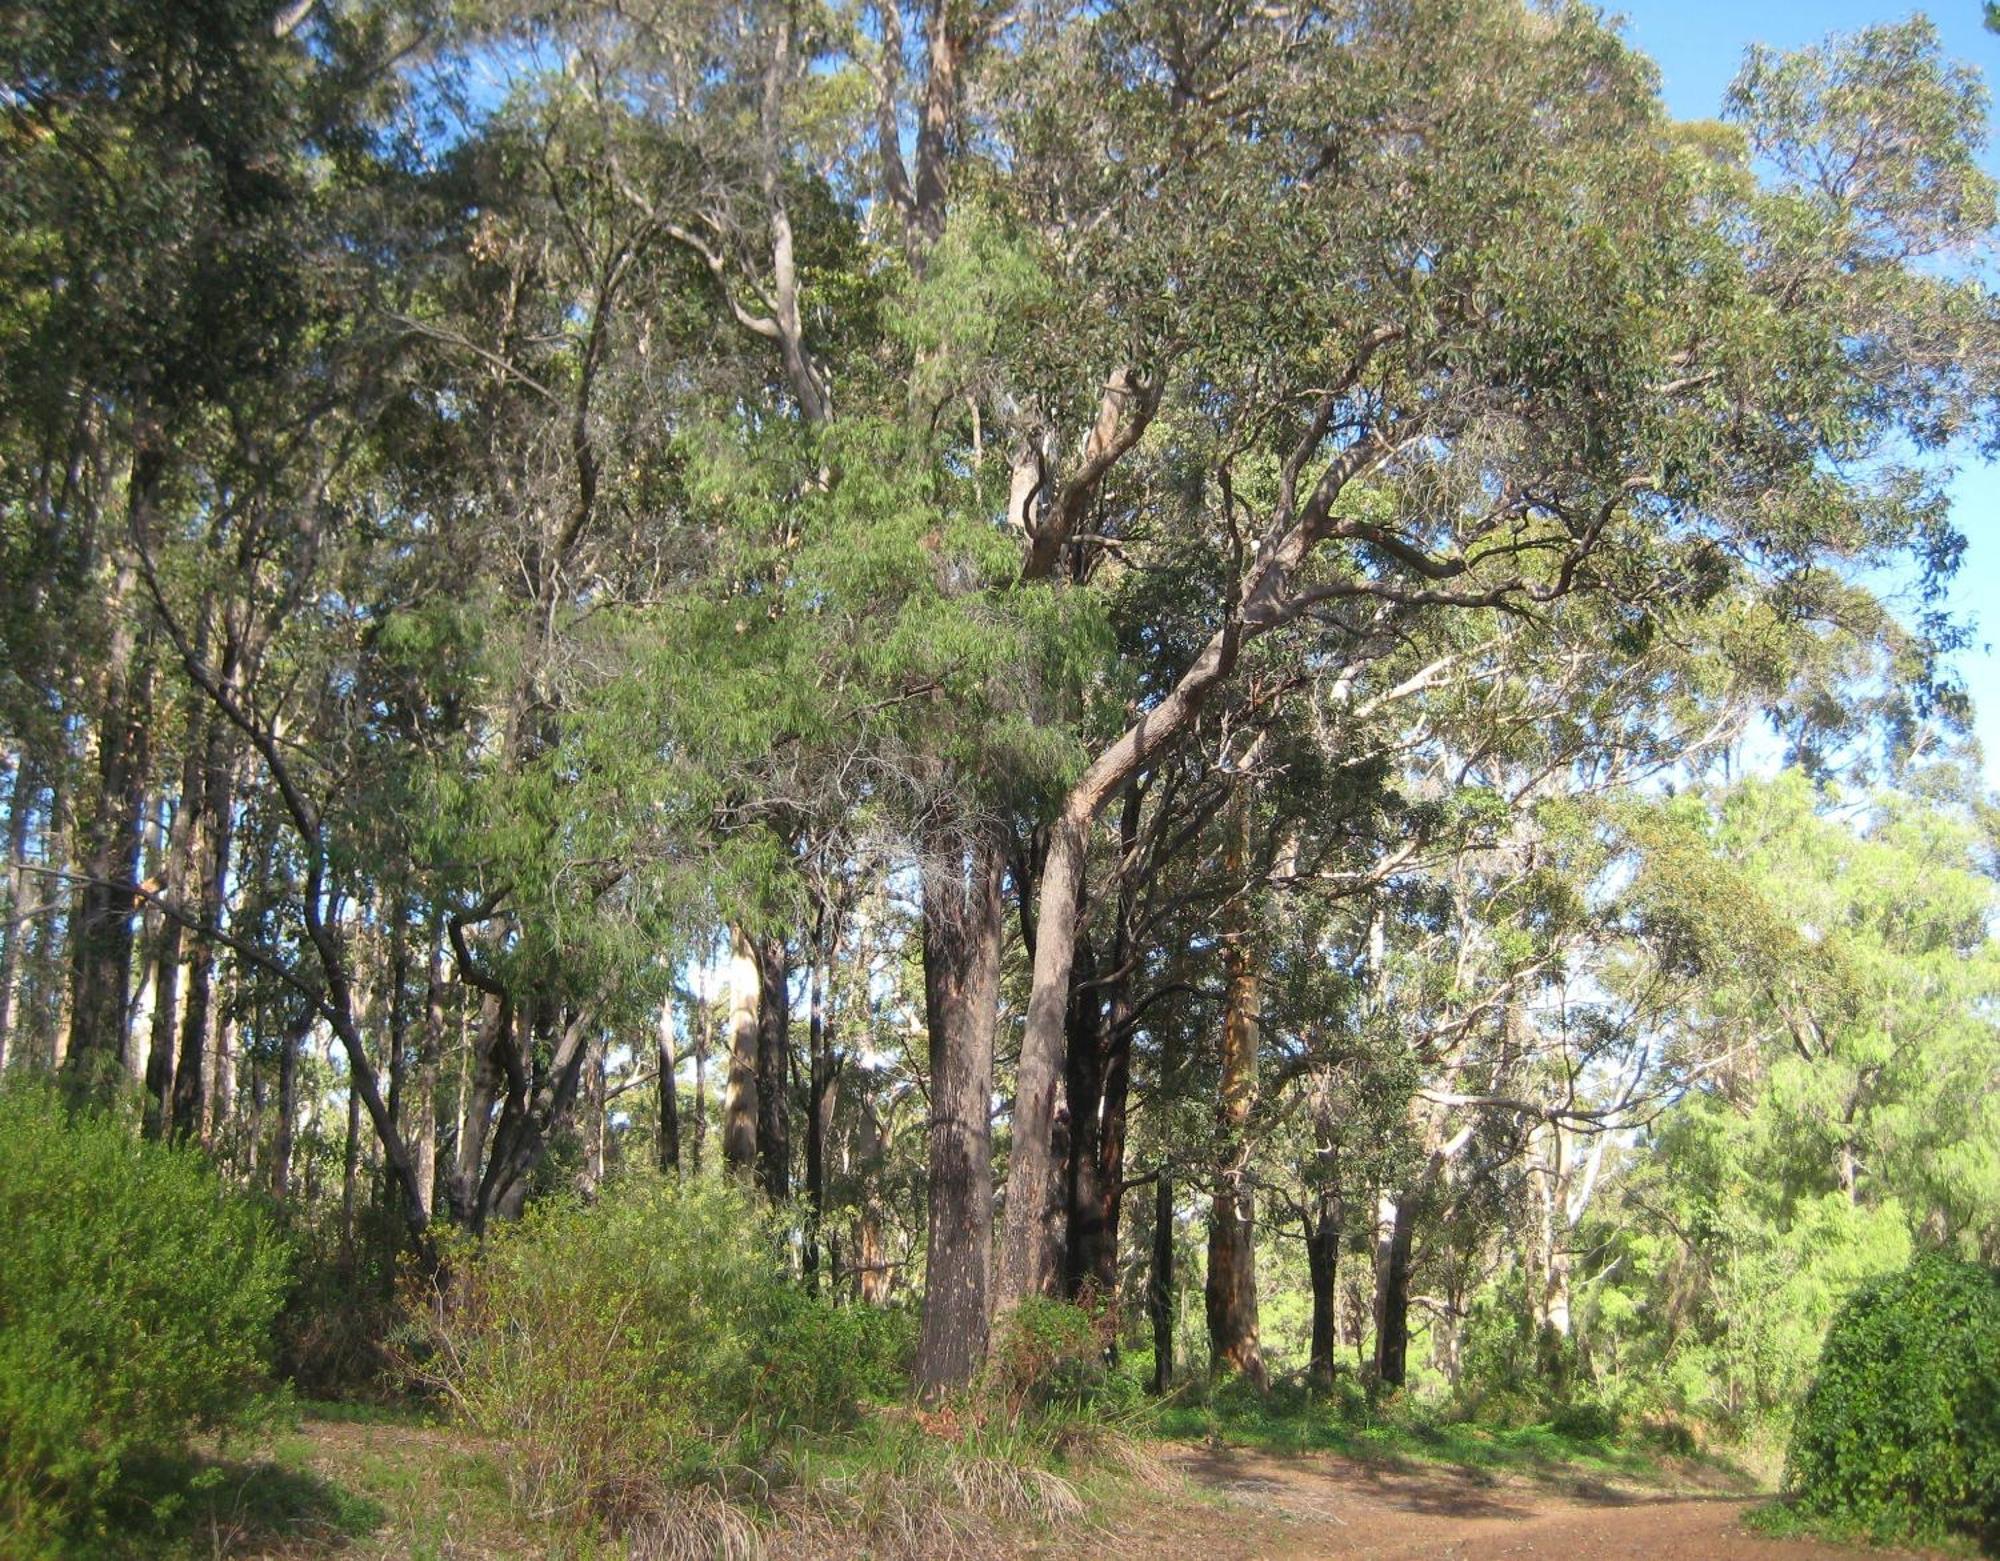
[754,930,790,1200]
[1306,1179,1344,1391]
[804,902,842,1286]
[1063,936,1107,1297]
[0,752,38,1071]
[172,690,236,1140]
[66,541,153,1098]
[272,1007,303,1203]
[913,837,1005,1395]
[1374,1190,1417,1388]
[144,729,202,1137]
[656,987,680,1174]
[1149,1168,1175,1394]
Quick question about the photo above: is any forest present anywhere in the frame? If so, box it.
[4,0,2000,1556]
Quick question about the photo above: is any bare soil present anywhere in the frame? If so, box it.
[1090,1446,1955,1561]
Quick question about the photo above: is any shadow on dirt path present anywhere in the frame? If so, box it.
[1093,1446,1957,1561]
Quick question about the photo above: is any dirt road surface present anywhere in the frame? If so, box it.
[1094,1447,1950,1561]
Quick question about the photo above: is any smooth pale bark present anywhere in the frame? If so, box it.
[997,411,1404,1310]
[914,838,1005,1396]
[722,926,760,1177]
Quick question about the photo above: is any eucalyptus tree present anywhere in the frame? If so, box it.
[985,3,2000,1309]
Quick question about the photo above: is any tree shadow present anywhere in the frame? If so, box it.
[89,1452,386,1558]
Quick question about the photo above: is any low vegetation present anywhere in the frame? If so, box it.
[1777,1253,2000,1550]
[0,1086,290,1556]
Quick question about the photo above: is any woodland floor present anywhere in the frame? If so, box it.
[163,1407,1960,1561]
[1083,1445,1957,1560]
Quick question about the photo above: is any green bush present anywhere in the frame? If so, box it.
[980,1297,1116,1423]
[413,1173,898,1531]
[0,1084,291,1553]
[1783,1251,2000,1547]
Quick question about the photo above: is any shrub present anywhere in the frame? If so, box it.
[0,1084,290,1553]
[413,1173,897,1531]
[1783,1251,2000,1547]
[980,1297,1118,1426]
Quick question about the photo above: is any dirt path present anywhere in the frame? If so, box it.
[1097,1447,1950,1561]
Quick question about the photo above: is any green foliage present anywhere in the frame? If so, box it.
[1783,1252,2000,1547]
[413,1173,904,1534]
[980,1298,1124,1425]
[0,1085,291,1554]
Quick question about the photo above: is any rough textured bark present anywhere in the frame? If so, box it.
[656,988,680,1174]
[1373,1189,1416,1388]
[143,740,200,1135]
[1149,1169,1175,1394]
[66,542,153,1096]
[914,837,1005,1396]
[172,710,235,1139]
[0,755,34,1072]
[755,930,790,1200]
[1306,1181,1344,1391]
[272,1014,303,1203]
[1205,794,1267,1390]
[1066,786,1142,1297]
[722,926,760,1177]
[855,1081,891,1304]
[804,914,841,1284]
[413,926,443,1217]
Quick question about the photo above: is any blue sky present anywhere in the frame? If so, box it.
[1612,0,2000,777]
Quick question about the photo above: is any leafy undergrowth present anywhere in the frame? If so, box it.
[1149,1381,1762,1497]
[127,1398,1152,1560]
[1745,1497,1991,1559]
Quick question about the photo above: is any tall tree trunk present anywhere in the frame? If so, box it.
[414,925,444,1217]
[914,837,1004,1395]
[0,754,34,1073]
[656,987,680,1174]
[1306,1181,1343,1391]
[1067,785,1142,1298]
[272,1014,303,1203]
[66,544,152,1098]
[1373,1189,1416,1388]
[691,952,709,1175]
[856,1081,890,1304]
[755,931,790,1200]
[1149,1169,1175,1394]
[1206,790,1267,1389]
[143,743,201,1137]
[582,1029,607,1193]
[722,926,760,1177]
[804,907,841,1284]
[173,708,236,1140]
